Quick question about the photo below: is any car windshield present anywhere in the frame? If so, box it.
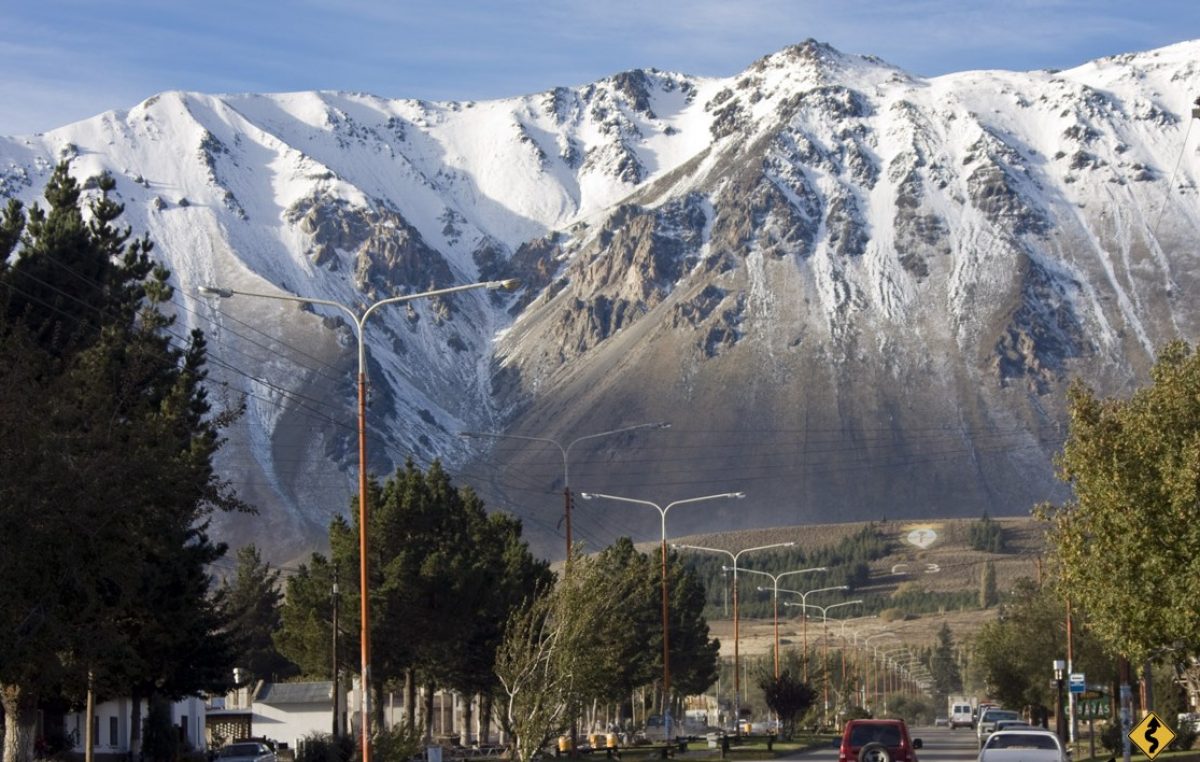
[221,745,264,757]
[987,734,1059,750]
[850,725,902,747]
[987,711,1020,722]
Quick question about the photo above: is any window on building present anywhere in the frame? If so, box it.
[109,716,118,747]
[180,715,188,743]
[92,717,99,746]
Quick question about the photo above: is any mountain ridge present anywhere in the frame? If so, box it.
[3,39,1198,560]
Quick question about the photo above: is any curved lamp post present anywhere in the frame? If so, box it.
[829,616,879,708]
[580,491,744,742]
[862,633,898,710]
[459,423,668,559]
[739,569,829,680]
[200,277,517,762]
[758,582,846,681]
[673,541,794,733]
[785,599,861,725]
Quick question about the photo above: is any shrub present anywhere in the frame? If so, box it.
[1099,722,1123,753]
[371,725,423,762]
[968,513,1005,552]
[297,733,355,762]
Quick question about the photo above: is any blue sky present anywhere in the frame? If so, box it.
[3,0,1199,136]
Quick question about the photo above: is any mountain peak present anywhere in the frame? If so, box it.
[2,40,1199,561]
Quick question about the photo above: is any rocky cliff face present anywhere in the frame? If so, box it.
[3,40,1199,559]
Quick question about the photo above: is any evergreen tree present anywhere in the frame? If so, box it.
[968,512,1006,552]
[980,561,998,609]
[222,545,297,681]
[928,623,962,707]
[275,554,341,678]
[664,549,721,699]
[275,460,547,736]
[0,164,243,762]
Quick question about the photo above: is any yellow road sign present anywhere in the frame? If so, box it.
[1130,712,1176,760]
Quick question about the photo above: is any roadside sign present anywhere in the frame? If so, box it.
[1129,711,1176,761]
[1070,673,1086,694]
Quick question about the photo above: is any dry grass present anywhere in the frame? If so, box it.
[680,516,1050,653]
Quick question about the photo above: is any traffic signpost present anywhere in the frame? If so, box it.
[1129,712,1176,761]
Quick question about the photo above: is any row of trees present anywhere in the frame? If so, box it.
[686,526,893,620]
[968,341,1200,738]
[268,467,720,760]
[271,459,554,742]
[0,165,245,762]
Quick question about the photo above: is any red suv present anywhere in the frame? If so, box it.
[837,719,923,762]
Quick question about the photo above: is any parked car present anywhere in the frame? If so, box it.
[994,720,1033,732]
[217,742,277,762]
[977,708,1022,748]
[837,719,923,762]
[978,730,1068,762]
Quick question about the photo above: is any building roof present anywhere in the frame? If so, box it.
[256,682,333,705]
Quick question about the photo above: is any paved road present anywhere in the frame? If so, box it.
[789,726,981,762]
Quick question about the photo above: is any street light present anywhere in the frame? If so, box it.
[828,616,879,712]
[734,566,830,681]
[760,582,846,681]
[1053,658,1067,741]
[673,541,795,734]
[784,600,861,726]
[580,491,744,742]
[199,277,518,762]
[863,634,898,711]
[876,647,909,713]
[459,423,669,559]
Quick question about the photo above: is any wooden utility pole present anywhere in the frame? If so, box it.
[332,564,341,737]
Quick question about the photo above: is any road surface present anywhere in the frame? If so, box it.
[789,726,981,762]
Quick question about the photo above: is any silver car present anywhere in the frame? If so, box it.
[977,708,1022,748]
[217,742,277,762]
[978,730,1068,762]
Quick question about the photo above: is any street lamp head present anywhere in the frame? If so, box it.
[579,492,595,500]
[488,278,522,291]
[756,586,769,592]
[198,285,233,299]
[731,492,746,499]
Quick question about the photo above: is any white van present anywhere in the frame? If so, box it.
[950,703,974,729]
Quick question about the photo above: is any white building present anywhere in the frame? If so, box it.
[251,683,341,752]
[65,696,207,759]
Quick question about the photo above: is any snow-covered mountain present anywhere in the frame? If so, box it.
[4,40,1199,560]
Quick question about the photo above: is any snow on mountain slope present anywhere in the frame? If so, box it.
[3,39,1199,559]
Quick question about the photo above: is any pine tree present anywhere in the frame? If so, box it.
[221,545,297,681]
[0,164,243,762]
[980,562,998,609]
[928,623,963,707]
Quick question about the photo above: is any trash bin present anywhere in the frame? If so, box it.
[606,734,618,749]
[558,736,571,753]
[426,747,443,762]
[707,733,720,749]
